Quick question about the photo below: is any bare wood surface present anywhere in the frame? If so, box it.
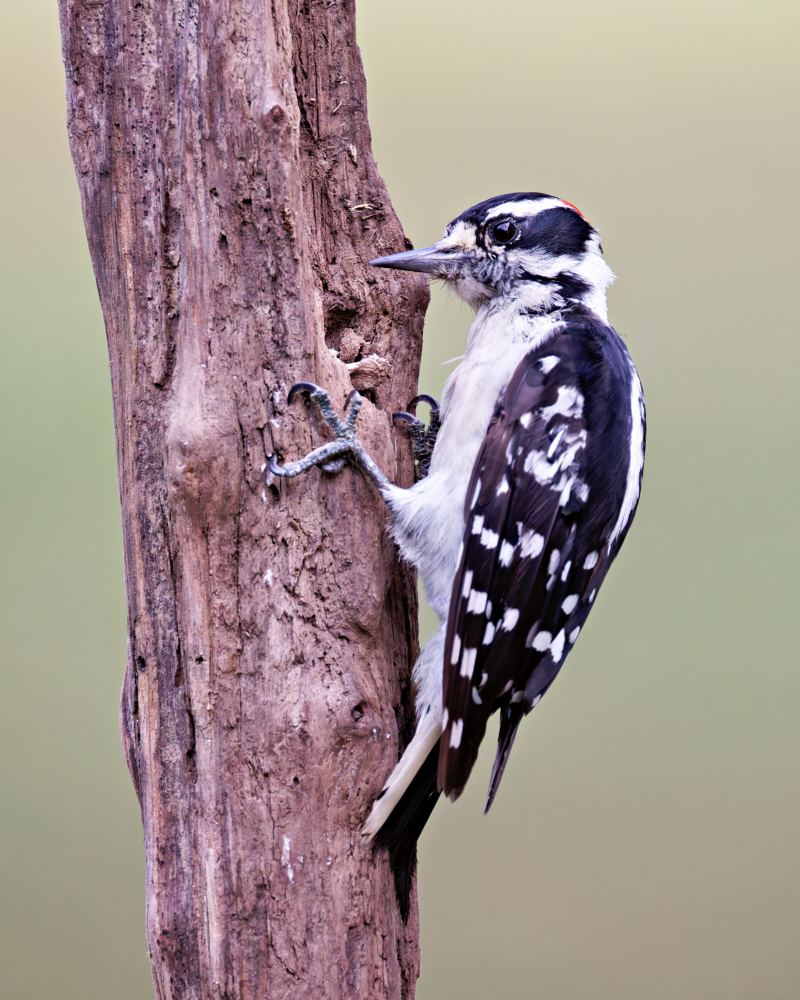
[58,1,429,996]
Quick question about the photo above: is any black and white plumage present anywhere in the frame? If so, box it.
[439,320,643,806]
[271,192,645,920]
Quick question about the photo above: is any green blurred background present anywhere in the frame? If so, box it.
[1,1,798,997]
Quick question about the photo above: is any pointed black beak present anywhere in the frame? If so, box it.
[369,246,467,276]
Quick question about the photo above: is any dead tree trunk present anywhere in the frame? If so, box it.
[58,1,429,996]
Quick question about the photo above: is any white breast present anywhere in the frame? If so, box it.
[385,303,563,622]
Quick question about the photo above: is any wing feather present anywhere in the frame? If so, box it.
[438,321,639,802]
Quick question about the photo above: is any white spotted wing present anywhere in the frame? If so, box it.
[438,326,635,806]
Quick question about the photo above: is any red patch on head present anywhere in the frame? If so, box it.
[560,200,588,221]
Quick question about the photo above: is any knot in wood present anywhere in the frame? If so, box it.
[265,103,288,128]
[166,421,241,524]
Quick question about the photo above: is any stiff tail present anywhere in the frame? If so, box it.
[373,742,441,921]
[484,702,523,814]
[362,715,443,921]
[362,714,441,839]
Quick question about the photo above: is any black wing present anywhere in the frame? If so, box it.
[438,319,644,806]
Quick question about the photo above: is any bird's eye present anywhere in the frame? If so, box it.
[490,220,517,244]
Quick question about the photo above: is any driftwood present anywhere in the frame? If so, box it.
[58,0,429,996]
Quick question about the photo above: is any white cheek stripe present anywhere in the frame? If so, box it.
[609,365,645,545]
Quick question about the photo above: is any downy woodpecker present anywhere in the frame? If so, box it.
[269,193,646,919]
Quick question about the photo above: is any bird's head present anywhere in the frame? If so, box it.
[371,193,614,321]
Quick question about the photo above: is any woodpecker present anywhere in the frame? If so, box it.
[269,192,646,919]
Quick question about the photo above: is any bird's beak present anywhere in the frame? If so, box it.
[369,245,468,277]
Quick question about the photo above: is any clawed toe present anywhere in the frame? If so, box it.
[393,394,441,480]
[392,410,421,426]
[287,381,321,404]
[408,394,440,413]
[267,380,388,490]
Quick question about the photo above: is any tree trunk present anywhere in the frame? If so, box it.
[58,1,429,996]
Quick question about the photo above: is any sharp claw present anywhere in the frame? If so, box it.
[344,388,363,416]
[288,381,321,404]
[407,394,440,413]
[393,411,419,425]
[267,453,283,475]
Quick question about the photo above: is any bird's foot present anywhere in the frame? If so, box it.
[268,382,389,490]
[393,395,441,480]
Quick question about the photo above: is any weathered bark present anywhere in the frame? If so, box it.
[58,1,428,996]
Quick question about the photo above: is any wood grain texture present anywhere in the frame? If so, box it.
[58,0,429,996]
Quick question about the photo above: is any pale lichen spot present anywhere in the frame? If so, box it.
[281,835,294,884]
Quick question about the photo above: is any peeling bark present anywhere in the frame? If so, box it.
[58,1,428,996]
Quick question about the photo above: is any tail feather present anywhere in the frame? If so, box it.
[373,742,441,921]
[362,715,441,840]
[484,703,523,814]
